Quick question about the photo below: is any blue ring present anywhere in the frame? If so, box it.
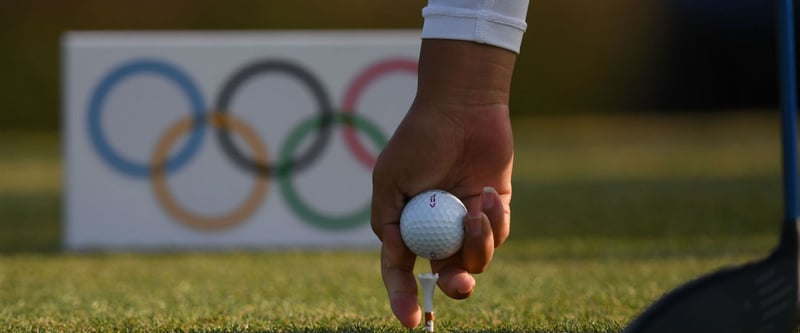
[87,59,206,178]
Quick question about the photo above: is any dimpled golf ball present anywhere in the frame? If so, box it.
[400,190,467,260]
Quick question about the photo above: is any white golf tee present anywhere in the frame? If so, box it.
[418,272,439,333]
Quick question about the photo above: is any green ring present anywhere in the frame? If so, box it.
[278,112,388,230]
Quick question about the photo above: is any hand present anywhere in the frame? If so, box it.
[370,38,516,329]
[371,101,513,327]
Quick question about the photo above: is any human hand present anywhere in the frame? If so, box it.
[370,100,513,327]
[370,40,516,328]
[371,40,516,327]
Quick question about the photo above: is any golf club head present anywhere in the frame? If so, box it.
[623,222,799,333]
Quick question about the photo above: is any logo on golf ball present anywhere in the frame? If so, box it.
[400,190,466,260]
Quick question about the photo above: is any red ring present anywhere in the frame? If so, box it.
[341,58,417,168]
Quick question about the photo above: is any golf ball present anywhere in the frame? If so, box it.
[400,190,467,260]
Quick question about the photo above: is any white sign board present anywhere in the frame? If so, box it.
[62,31,420,250]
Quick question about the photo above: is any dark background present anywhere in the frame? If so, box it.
[0,0,793,131]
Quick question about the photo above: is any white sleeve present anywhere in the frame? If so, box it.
[421,0,530,53]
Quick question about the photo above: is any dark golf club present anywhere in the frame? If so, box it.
[622,0,799,332]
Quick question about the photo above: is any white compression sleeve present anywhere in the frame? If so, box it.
[421,0,530,53]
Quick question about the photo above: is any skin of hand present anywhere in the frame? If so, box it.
[370,39,517,328]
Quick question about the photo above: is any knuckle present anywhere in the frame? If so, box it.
[466,261,488,274]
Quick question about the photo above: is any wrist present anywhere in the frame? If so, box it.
[415,39,518,108]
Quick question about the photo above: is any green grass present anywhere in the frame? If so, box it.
[1,242,775,333]
[0,112,795,332]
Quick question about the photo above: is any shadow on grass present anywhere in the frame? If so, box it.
[145,325,625,333]
[0,175,782,255]
[512,175,782,239]
[0,192,60,253]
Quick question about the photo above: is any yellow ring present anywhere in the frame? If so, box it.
[150,113,269,231]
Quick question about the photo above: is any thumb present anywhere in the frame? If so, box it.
[462,211,494,274]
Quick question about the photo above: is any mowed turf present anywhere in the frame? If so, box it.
[0,112,793,332]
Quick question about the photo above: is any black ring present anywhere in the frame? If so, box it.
[214,59,334,177]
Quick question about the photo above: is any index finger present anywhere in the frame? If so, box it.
[369,178,405,240]
[371,179,422,327]
[381,224,421,328]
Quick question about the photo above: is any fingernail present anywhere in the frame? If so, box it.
[457,283,474,295]
[466,215,482,237]
[481,187,496,210]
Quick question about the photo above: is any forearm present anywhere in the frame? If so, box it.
[415,39,518,107]
[415,0,528,107]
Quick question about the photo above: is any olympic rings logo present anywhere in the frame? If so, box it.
[87,57,417,231]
